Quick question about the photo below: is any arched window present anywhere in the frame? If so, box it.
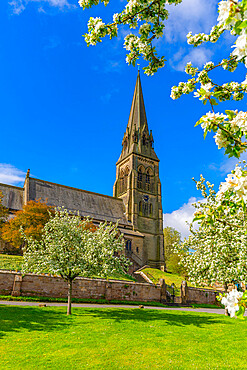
[143,201,148,216]
[149,203,153,216]
[146,169,151,190]
[119,169,125,194]
[126,240,132,252]
[124,167,129,192]
[137,166,144,189]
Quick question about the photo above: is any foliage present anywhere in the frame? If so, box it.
[163,226,181,261]
[178,178,247,289]
[1,306,247,369]
[79,0,182,75]
[1,199,54,250]
[23,208,130,314]
[166,253,187,275]
[171,0,247,160]
[0,191,8,233]
[163,226,186,274]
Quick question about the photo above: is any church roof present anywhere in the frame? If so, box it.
[28,177,130,226]
[118,71,159,163]
[0,183,23,211]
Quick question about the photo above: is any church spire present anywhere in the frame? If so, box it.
[118,71,158,163]
[128,70,148,134]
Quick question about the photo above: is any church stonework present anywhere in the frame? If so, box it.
[114,72,164,269]
[0,72,164,270]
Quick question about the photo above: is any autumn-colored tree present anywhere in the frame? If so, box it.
[1,200,54,250]
[0,191,8,232]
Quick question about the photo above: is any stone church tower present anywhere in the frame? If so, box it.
[114,72,164,269]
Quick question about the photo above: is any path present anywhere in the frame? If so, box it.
[1,300,246,316]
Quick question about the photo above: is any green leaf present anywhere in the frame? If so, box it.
[225,110,235,120]
[210,98,218,106]
[242,290,247,299]
[213,91,222,98]
[203,100,207,105]
[195,119,202,127]
[237,20,247,29]
[235,305,245,319]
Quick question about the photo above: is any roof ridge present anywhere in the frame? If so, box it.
[0,182,24,191]
[29,177,124,202]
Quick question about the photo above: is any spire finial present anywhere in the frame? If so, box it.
[137,63,140,72]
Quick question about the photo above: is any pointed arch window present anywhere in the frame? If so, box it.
[126,240,132,252]
[137,166,144,189]
[149,203,153,216]
[119,169,125,194]
[146,169,151,191]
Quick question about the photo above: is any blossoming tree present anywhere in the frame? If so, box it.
[23,208,130,315]
[80,0,247,207]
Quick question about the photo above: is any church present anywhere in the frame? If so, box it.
[0,72,164,270]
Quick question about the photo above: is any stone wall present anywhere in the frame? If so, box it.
[0,270,160,302]
[181,281,221,305]
[0,271,221,304]
[186,287,219,305]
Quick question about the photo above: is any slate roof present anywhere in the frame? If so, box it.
[28,177,130,226]
[0,183,23,211]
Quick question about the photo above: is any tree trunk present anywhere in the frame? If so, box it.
[224,282,229,316]
[67,279,73,315]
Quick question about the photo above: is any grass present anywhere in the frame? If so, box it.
[0,254,135,281]
[0,305,246,369]
[0,254,23,271]
[142,268,188,286]
[142,268,220,295]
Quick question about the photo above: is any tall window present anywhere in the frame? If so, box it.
[126,240,132,252]
[137,166,144,189]
[119,169,125,194]
[124,167,129,192]
[146,169,151,191]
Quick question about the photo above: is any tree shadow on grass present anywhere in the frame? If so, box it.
[74,307,234,328]
[0,305,70,340]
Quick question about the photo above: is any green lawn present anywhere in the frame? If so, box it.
[142,268,187,286]
[0,254,23,271]
[142,268,218,295]
[0,305,246,369]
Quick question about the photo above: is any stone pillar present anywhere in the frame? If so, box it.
[181,280,188,304]
[105,281,112,301]
[159,278,166,303]
[12,274,22,297]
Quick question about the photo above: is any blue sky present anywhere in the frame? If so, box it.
[1,0,246,238]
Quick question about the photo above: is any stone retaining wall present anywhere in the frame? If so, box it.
[0,270,221,304]
[0,270,160,302]
[186,286,219,305]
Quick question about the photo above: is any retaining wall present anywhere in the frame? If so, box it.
[0,270,160,302]
[0,270,221,304]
